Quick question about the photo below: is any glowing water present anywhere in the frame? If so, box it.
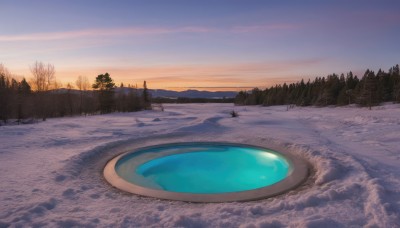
[115,145,290,194]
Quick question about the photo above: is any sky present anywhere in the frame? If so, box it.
[1,0,399,91]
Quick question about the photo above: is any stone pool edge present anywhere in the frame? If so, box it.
[103,142,310,203]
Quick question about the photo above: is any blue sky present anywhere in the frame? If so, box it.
[1,0,399,90]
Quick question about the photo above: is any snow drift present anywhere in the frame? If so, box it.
[1,103,399,227]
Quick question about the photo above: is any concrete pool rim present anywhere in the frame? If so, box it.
[103,142,309,203]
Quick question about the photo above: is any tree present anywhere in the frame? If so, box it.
[66,83,74,116]
[92,73,115,113]
[29,61,56,120]
[376,69,392,102]
[76,75,89,91]
[341,71,359,105]
[92,73,115,90]
[129,88,142,111]
[16,78,32,122]
[235,91,249,105]
[30,61,55,92]
[76,75,90,114]
[390,64,400,102]
[358,70,379,110]
[142,80,151,109]
[0,70,11,123]
[318,74,342,105]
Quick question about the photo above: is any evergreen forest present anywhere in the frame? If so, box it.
[235,64,400,109]
[0,62,151,124]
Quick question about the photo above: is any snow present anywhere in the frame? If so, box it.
[1,103,400,227]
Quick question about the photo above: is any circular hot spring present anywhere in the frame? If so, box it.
[103,142,308,202]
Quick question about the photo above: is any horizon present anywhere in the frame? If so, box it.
[1,0,400,90]
[56,84,243,93]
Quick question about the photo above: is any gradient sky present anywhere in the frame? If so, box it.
[1,0,399,91]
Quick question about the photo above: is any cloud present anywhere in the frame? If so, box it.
[0,26,219,42]
[0,27,166,42]
[8,56,323,91]
[120,58,323,75]
[51,58,324,89]
[0,23,300,42]
[231,23,301,33]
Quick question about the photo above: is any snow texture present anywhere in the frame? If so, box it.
[1,103,400,227]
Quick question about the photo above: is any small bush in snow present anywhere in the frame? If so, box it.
[230,110,239,118]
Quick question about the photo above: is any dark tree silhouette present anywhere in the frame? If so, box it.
[235,64,400,109]
[76,75,90,115]
[357,70,379,110]
[0,74,11,123]
[142,80,151,109]
[0,63,152,124]
[16,78,31,122]
[92,73,116,114]
[30,61,56,120]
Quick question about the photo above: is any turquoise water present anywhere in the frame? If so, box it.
[115,145,291,194]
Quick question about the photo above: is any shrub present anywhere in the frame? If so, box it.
[230,110,239,118]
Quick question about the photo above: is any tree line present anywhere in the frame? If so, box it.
[235,64,400,109]
[152,97,235,104]
[0,62,151,125]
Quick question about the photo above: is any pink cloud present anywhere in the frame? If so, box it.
[84,58,324,77]
[0,26,217,42]
[7,56,324,90]
[0,23,300,42]
[0,28,168,42]
[232,23,301,33]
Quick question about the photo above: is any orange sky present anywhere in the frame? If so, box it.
[2,1,399,91]
[8,61,319,91]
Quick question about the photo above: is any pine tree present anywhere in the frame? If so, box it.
[92,73,115,114]
[142,81,151,109]
[17,78,31,122]
[357,70,379,109]
[0,74,10,123]
[391,64,400,102]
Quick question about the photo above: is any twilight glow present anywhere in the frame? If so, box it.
[1,0,399,90]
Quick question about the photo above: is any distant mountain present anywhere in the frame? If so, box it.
[148,89,237,99]
[114,87,237,99]
[53,88,237,99]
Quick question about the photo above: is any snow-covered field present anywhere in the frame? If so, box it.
[1,103,400,227]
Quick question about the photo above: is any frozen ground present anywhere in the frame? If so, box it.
[1,103,400,227]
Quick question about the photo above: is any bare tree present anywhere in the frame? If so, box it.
[0,63,11,79]
[30,61,55,120]
[76,75,89,91]
[76,75,89,114]
[53,80,62,90]
[30,61,55,91]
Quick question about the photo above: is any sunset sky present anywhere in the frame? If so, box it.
[1,0,399,91]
